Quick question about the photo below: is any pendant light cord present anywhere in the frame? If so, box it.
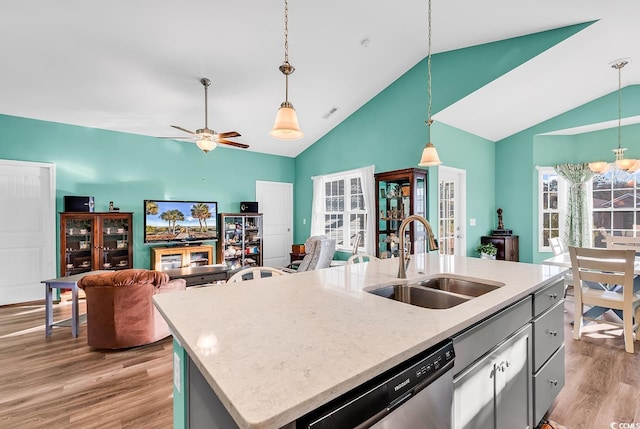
[426,0,432,129]
[617,62,622,150]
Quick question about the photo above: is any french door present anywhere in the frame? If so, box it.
[438,166,466,256]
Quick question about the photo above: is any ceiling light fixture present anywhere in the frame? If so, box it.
[589,60,636,173]
[418,0,442,167]
[270,0,303,140]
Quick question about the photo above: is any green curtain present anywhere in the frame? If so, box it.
[554,163,593,247]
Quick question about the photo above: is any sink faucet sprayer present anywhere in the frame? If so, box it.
[397,215,438,279]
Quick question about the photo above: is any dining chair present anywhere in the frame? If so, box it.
[549,237,566,255]
[346,254,380,264]
[569,246,640,353]
[549,237,573,297]
[227,266,286,283]
[606,235,640,251]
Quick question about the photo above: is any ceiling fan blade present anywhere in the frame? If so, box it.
[216,131,241,139]
[218,140,250,149]
[171,125,196,135]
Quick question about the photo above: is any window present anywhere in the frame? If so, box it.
[537,167,565,251]
[322,173,367,251]
[591,169,640,247]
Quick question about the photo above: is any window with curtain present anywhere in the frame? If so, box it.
[538,166,640,250]
[311,166,375,254]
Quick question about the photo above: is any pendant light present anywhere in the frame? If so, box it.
[589,60,636,173]
[270,0,303,140]
[418,0,442,167]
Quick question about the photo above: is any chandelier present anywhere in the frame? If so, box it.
[588,61,637,174]
[418,0,442,167]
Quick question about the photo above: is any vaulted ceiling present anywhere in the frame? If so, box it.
[1,1,639,157]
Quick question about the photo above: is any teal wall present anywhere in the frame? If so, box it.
[496,85,640,263]
[0,114,295,272]
[292,23,590,255]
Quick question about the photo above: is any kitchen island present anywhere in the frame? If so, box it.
[153,253,567,429]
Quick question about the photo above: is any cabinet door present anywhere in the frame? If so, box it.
[186,247,212,267]
[454,325,532,429]
[98,214,131,270]
[495,326,532,429]
[453,351,496,429]
[61,214,95,276]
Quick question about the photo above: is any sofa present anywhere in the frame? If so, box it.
[77,269,186,349]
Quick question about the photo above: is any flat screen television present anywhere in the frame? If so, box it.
[144,199,218,244]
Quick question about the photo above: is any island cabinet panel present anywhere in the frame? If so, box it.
[452,277,566,429]
[453,325,532,429]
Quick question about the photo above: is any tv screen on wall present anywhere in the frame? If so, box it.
[144,200,218,244]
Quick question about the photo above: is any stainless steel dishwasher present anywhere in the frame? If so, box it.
[296,340,455,429]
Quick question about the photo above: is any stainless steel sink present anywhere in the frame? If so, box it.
[367,276,503,309]
[418,277,501,297]
[368,284,470,309]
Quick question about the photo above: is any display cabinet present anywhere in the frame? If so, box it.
[150,245,214,271]
[481,235,519,262]
[217,213,263,269]
[60,212,133,277]
[374,168,428,258]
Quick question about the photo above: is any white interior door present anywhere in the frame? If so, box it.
[256,181,293,267]
[0,160,56,305]
[438,166,466,256]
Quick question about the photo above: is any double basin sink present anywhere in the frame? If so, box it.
[367,276,504,309]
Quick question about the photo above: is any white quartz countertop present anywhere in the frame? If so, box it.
[154,254,566,429]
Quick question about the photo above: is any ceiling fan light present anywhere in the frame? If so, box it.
[628,159,640,173]
[418,142,442,167]
[270,104,303,140]
[588,161,610,174]
[196,139,217,153]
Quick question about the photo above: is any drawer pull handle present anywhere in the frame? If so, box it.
[548,379,558,386]
[548,293,558,299]
[546,330,558,337]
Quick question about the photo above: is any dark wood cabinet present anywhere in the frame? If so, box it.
[60,212,133,276]
[481,235,519,261]
[374,168,428,258]
[217,213,263,269]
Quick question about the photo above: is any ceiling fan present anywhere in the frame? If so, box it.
[163,78,249,153]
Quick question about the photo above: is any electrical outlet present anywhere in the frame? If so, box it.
[303,218,307,224]
[470,218,476,226]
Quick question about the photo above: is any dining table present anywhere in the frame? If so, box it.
[542,251,640,319]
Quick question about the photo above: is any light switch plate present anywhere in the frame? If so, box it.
[470,218,476,226]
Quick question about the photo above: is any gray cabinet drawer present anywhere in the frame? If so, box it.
[532,300,564,372]
[533,345,565,425]
[533,279,564,317]
[453,296,532,375]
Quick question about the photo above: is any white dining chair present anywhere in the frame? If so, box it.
[227,266,286,283]
[549,237,572,297]
[569,246,640,353]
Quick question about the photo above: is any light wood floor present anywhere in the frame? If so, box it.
[1,293,639,429]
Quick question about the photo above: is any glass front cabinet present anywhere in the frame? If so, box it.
[374,168,428,258]
[60,212,133,276]
[217,213,263,269]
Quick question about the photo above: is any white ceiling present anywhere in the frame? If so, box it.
[1,1,639,157]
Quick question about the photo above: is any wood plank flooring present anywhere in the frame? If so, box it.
[0,292,639,428]
[0,297,173,429]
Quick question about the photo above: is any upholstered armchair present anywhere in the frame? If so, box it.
[283,235,336,272]
[77,269,186,349]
